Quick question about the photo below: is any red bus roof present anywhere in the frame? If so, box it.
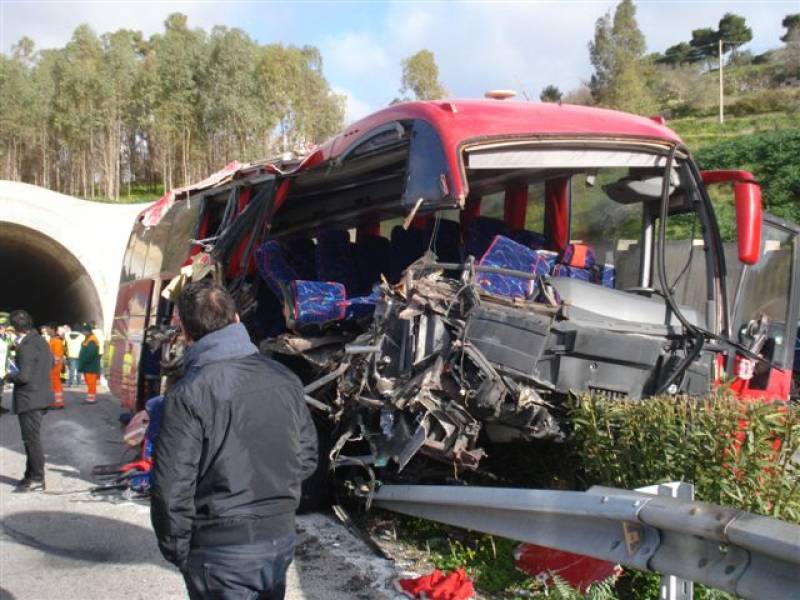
[312,99,681,163]
[141,100,684,225]
[299,100,683,200]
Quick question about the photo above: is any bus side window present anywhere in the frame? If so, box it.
[144,207,175,278]
[162,199,201,275]
[120,231,137,283]
[128,222,152,281]
[526,182,546,234]
[480,191,505,219]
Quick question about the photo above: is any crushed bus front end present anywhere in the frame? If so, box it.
[111,100,800,495]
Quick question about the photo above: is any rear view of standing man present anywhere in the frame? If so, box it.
[5,310,53,492]
[151,280,318,600]
[78,324,100,403]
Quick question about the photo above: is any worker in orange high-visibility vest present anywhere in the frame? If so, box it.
[77,324,101,404]
[46,324,66,409]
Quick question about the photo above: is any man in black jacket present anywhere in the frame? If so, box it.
[150,280,318,600]
[5,310,53,492]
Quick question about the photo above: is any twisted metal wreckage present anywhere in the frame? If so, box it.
[158,245,572,479]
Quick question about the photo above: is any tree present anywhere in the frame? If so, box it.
[657,42,693,66]
[99,29,142,199]
[0,53,32,180]
[201,26,261,165]
[539,85,562,103]
[562,85,594,106]
[781,14,800,78]
[718,13,752,57]
[399,50,446,101]
[50,24,106,198]
[254,44,345,152]
[11,36,35,66]
[147,13,207,189]
[781,14,800,43]
[0,16,345,200]
[588,0,654,113]
[689,27,719,63]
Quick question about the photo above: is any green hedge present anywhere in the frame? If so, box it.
[568,394,800,523]
[693,128,800,226]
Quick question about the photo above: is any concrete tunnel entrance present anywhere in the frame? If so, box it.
[0,222,104,330]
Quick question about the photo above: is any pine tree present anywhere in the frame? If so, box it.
[781,14,800,43]
[718,13,752,58]
[658,42,693,66]
[689,27,719,64]
[539,85,563,103]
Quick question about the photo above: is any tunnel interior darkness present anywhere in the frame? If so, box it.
[0,222,103,329]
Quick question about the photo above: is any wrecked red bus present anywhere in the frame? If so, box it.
[109,100,799,490]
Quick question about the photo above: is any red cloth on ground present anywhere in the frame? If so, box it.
[514,543,622,592]
[395,567,474,600]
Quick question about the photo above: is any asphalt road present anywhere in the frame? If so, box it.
[0,388,401,600]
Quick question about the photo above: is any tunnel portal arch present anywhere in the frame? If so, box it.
[0,181,147,334]
[0,222,103,328]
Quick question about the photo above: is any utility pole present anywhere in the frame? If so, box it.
[719,38,725,124]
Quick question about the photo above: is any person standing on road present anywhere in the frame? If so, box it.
[64,325,84,386]
[4,310,53,492]
[150,280,318,600]
[0,317,11,412]
[46,324,66,409]
[77,324,100,404]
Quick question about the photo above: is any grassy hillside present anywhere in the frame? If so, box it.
[671,111,800,149]
[668,113,800,226]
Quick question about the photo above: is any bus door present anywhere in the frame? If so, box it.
[137,278,176,404]
[729,213,800,400]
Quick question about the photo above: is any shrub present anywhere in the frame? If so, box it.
[694,128,800,225]
[727,89,800,116]
[567,394,800,523]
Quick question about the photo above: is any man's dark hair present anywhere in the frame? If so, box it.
[9,310,34,333]
[177,280,237,341]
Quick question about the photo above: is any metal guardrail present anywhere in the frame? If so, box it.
[373,484,800,599]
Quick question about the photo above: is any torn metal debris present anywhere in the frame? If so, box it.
[265,259,667,478]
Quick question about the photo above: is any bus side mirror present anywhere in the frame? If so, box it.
[701,170,762,265]
[734,181,761,265]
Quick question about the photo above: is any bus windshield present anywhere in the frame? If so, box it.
[463,146,710,318]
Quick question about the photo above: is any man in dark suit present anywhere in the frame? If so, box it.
[5,310,53,492]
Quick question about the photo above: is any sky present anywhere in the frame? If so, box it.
[1,0,797,123]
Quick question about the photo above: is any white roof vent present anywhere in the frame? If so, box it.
[484,89,517,100]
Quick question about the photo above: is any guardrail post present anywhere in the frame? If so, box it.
[637,482,695,600]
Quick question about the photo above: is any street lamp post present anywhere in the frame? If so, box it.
[719,38,724,124]
[719,38,725,124]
